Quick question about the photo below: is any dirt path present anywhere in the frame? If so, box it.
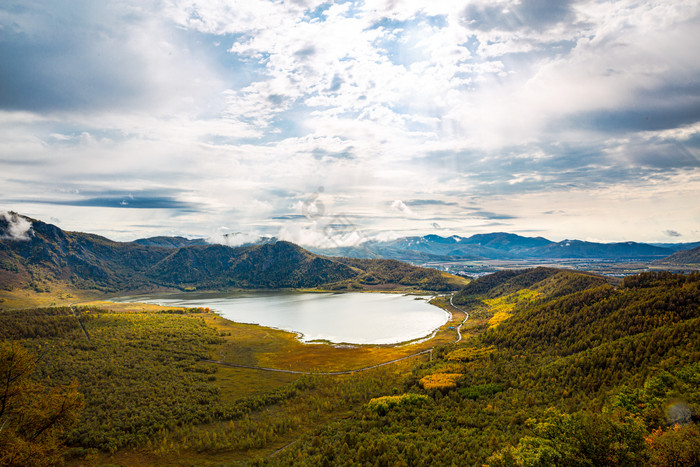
[70,304,91,340]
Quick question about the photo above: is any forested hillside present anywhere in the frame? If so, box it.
[655,245,700,265]
[0,213,466,295]
[274,270,700,466]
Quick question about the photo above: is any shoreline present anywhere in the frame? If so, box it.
[106,291,451,348]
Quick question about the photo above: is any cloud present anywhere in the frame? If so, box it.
[0,211,34,241]
[0,1,225,113]
[408,199,458,206]
[5,192,198,211]
[207,231,266,247]
[462,0,577,32]
[276,222,367,249]
[0,0,699,244]
[470,210,518,220]
[391,200,414,216]
[664,230,682,238]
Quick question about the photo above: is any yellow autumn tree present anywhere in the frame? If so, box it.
[420,373,462,390]
[0,342,83,466]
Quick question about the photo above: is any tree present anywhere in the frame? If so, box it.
[487,408,648,466]
[646,424,700,467]
[0,342,83,466]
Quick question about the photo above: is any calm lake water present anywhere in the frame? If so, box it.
[112,292,448,345]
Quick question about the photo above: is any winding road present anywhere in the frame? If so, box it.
[450,293,470,343]
[204,292,469,376]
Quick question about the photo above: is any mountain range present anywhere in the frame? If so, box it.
[310,232,700,263]
[2,211,698,299]
[0,213,465,294]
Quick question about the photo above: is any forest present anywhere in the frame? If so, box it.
[0,269,698,465]
[271,270,700,466]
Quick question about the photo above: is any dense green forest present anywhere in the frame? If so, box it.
[1,269,698,465]
[271,270,700,466]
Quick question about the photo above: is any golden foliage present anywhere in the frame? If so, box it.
[419,373,462,390]
[446,345,496,362]
[488,311,513,328]
[367,394,429,414]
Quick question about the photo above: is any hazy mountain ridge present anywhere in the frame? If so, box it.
[0,214,465,293]
[312,232,698,262]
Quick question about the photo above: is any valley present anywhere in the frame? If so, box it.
[3,2,699,465]
[1,215,699,466]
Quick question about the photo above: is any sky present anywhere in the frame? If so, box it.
[1,0,699,247]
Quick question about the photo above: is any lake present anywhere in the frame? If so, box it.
[112,292,449,345]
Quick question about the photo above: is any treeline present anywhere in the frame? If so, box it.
[0,307,84,339]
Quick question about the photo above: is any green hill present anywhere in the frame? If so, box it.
[273,269,700,466]
[655,245,700,265]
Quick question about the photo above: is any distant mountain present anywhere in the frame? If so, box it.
[649,241,700,252]
[530,239,673,259]
[458,232,554,251]
[0,213,466,293]
[312,232,697,263]
[132,236,208,248]
[654,245,700,265]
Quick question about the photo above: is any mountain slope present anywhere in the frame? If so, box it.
[654,245,700,265]
[274,269,700,466]
[132,236,208,248]
[0,213,466,294]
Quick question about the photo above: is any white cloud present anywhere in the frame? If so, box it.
[207,230,266,247]
[0,0,698,244]
[391,200,414,216]
[0,211,34,241]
